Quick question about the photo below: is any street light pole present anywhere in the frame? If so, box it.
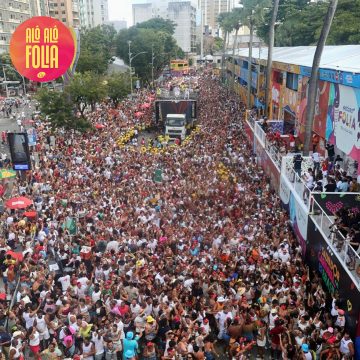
[128,40,133,94]
[151,44,154,88]
[2,66,9,98]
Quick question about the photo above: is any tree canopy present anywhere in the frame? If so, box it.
[255,0,360,46]
[77,24,117,74]
[36,89,90,131]
[116,19,184,83]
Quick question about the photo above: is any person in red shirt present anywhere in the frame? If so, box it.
[270,319,285,359]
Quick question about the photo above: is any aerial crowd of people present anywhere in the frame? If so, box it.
[0,72,356,360]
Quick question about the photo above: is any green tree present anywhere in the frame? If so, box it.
[36,89,90,131]
[106,72,130,106]
[0,53,22,81]
[135,18,175,35]
[116,25,183,83]
[77,25,117,74]
[66,72,108,115]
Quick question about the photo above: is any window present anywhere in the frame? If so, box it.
[62,18,66,22]
[286,72,299,91]
[55,10,58,14]
[61,2,65,6]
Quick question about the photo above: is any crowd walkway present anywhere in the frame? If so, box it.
[0,73,354,360]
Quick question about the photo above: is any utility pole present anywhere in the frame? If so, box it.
[264,0,280,117]
[247,17,254,108]
[128,41,133,94]
[2,66,9,98]
[151,44,155,89]
[200,9,204,64]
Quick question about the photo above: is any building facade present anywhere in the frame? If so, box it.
[226,45,360,168]
[48,0,80,28]
[133,0,197,53]
[0,0,32,53]
[199,0,233,35]
[79,0,108,28]
[29,0,50,16]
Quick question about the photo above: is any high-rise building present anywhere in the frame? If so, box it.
[199,0,235,35]
[133,0,197,53]
[48,0,80,28]
[29,0,50,17]
[0,0,32,53]
[79,0,109,28]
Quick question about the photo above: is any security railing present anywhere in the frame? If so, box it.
[311,198,360,285]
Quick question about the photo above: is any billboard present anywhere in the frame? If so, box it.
[7,133,32,171]
[279,174,308,257]
[306,217,360,337]
[312,193,360,216]
[326,83,360,161]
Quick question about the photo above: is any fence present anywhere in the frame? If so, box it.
[311,197,360,285]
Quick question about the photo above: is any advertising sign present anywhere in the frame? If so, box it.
[279,174,308,257]
[326,83,360,161]
[312,193,360,216]
[10,16,75,82]
[254,137,280,192]
[306,217,360,337]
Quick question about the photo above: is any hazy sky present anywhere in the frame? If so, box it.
[108,0,135,26]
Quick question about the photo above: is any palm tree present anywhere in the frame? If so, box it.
[264,0,280,117]
[303,0,338,155]
[241,0,270,108]
[230,8,244,89]
[218,12,235,84]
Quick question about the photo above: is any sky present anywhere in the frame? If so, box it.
[108,0,136,26]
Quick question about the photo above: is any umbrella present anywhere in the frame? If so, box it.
[22,119,35,125]
[95,123,106,129]
[6,250,24,262]
[140,103,151,110]
[0,169,16,180]
[134,111,144,118]
[5,196,33,209]
[23,211,37,218]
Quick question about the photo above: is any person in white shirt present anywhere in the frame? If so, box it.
[215,306,233,340]
[92,330,105,360]
[58,274,71,292]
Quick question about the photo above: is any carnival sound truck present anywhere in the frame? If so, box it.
[154,89,197,140]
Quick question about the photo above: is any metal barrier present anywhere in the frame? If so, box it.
[311,197,360,284]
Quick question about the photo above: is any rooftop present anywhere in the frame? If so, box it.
[230,45,360,74]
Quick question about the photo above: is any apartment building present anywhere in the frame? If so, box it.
[48,0,80,28]
[79,0,108,28]
[0,0,31,53]
[133,0,197,53]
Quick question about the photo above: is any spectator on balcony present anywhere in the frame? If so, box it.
[324,178,336,192]
[325,143,335,162]
[303,168,314,203]
[261,117,269,133]
[312,151,321,176]
[293,154,303,181]
[312,133,320,152]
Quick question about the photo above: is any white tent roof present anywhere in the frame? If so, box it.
[231,45,360,74]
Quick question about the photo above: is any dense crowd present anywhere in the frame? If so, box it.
[0,73,355,360]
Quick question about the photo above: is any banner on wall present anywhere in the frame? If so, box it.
[306,217,360,337]
[326,83,360,161]
[254,137,281,191]
[279,174,308,257]
[312,193,360,216]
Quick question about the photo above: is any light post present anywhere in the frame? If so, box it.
[127,40,147,95]
[151,44,155,88]
[2,64,26,96]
